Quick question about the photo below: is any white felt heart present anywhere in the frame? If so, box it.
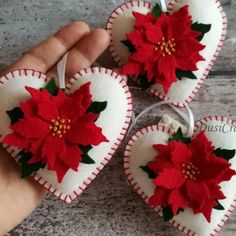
[106,0,227,107]
[124,116,236,236]
[0,68,132,203]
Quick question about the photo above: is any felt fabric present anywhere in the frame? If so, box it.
[148,132,235,222]
[122,6,205,93]
[3,82,108,183]
[125,117,236,236]
[0,68,132,201]
[107,0,226,106]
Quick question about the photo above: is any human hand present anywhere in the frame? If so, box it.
[0,21,110,235]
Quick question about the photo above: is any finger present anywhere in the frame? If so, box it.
[5,21,90,74]
[48,28,110,80]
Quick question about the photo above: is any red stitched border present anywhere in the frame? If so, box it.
[0,68,133,203]
[106,0,227,108]
[124,116,236,236]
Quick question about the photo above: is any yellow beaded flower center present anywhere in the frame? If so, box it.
[49,117,71,138]
[154,37,176,57]
[182,162,200,181]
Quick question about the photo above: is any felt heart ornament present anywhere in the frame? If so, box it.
[0,68,133,203]
[124,116,236,236]
[106,0,227,107]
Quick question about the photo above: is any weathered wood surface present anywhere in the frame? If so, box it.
[0,0,235,235]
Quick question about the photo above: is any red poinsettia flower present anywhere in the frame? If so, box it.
[122,6,205,93]
[3,82,108,182]
[147,132,236,222]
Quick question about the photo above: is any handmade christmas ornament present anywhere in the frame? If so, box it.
[106,0,227,107]
[0,56,133,203]
[124,105,236,236]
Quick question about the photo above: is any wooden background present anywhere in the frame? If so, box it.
[0,0,235,235]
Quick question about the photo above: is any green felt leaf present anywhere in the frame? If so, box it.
[191,22,212,41]
[79,145,93,154]
[162,206,174,222]
[214,200,225,210]
[87,101,107,114]
[152,4,162,17]
[168,128,191,144]
[45,78,58,96]
[81,153,95,164]
[176,69,197,80]
[140,166,157,179]
[121,39,136,53]
[79,145,95,164]
[7,107,24,125]
[18,151,46,178]
[162,206,183,222]
[213,148,236,161]
[138,73,155,91]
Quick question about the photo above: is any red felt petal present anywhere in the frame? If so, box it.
[185,180,210,209]
[62,145,82,171]
[208,183,225,200]
[201,202,215,223]
[175,52,205,72]
[178,37,205,53]
[51,89,68,107]
[146,24,163,44]
[126,30,145,47]
[157,56,177,93]
[155,12,169,30]
[155,74,174,94]
[78,113,99,123]
[69,82,92,111]
[218,167,236,183]
[48,160,69,183]
[154,168,185,189]
[170,6,192,35]
[28,139,45,164]
[149,187,169,207]
[171,6,190,22]
[37,95,58,122]
[60,96,85,122]
[190,132,214,154]
[200,157,230,181]
[193,199,216,223]
[145,62,156,81]
[130,45,156,63]
[147,155,174,174]
[190,132,214,168]
[66,122,108,146]
[10,117,49,139]
[168,188,188,215]
[133,12,156,29]
[147,160,159,175]
[158,56,176,80]
[169,141,191,168]
[41,136,65,169]
[25,86,43,101]
[3,133,29,149]
[122,60,143,75]
[20,99,37,117]
[153,144,170,155]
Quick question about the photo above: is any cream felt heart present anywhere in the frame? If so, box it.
[124,116,236,236]
[0,68,132,203]
[106,0,227,107]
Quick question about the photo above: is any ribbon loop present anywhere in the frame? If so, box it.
[57,53,68,89]
[127,100,195,138]
[160,0,168,12]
